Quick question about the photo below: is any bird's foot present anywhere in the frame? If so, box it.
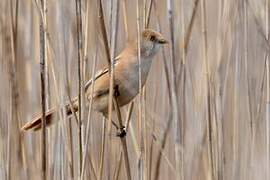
[116,126,126,138]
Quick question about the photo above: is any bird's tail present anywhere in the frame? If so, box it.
[21,100,78,131]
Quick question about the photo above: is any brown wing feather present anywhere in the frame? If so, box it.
[22,57,120,132]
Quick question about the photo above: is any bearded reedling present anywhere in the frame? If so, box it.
[21,29,168,132]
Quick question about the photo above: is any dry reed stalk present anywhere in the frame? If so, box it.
[243,0,253,137]
[243,2,253,180]
[136,1,145,180]
[31,2,70,179]
[180,0,199,57]
[98,117,106,180]
[125,102,134,131]
[153,113,173,180]
[112,102,134,180]
[146,0,154,28]
[97,2,111,179]
[113,97,132,180]
[87,151,98,180]
[6,1,23,178]
[147,80,160,180]
[122,0,129,40]
[81,44,98,180]
[98,1,131,180]
[113,150,123,180]
[143,1,154,179]
[167,0,182,179]
[75,0,83,175]
[144,119,176,174]
[153,0,172,101]
[179,1,186,180]
[246,2,270,179]
[80,1,97,179]
[107,1,120,178]
[246,0,270,51]
[43,11,80,178]
[8,0,26,178]
[38,0,47,179]
[152,2,173,180]
[265,0,270,179]
[200,0,215,178]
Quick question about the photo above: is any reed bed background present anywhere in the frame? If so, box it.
[1,0,270,179]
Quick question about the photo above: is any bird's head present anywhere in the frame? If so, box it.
[140,29,168,57]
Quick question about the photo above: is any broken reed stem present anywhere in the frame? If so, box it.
[75,0,83,175]
[39,0,47,179]
[98,1,131,180]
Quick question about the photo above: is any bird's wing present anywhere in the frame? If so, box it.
[84,58,120,91]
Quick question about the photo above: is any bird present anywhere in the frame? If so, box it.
[21,29,168,131]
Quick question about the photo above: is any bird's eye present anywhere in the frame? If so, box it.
[149,35,155,41]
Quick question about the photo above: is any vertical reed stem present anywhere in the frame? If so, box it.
[39,0,47,179]
[75,0,83,175]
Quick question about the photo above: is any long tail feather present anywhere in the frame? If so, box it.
[21,101,78,131]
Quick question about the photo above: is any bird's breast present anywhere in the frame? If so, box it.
[116,58,152,106]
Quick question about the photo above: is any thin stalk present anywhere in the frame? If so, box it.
[136,1,144,180]
[80,46,98,180]
[122,0,129,40]
[180,1,186,180]
[98,117,106,180]
[9,0,24,178]
[153,114,173,180]
[39,0,47,179]
[167,0,181,179]
[200,0,215,179]
[87,152,98,180]
[113,102,134,180]
[176,0,200,79]
[113,150,123,180]
[243,2,253,180]
[265,0,270,179]
[146,0,154,28]
[124,102,134,131]
[153,0,172,103]
[75,0,83,175]
[113,98,132,180]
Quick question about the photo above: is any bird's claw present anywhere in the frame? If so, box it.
[116,126,126,138]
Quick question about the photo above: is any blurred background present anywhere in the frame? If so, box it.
[1,0,270,179]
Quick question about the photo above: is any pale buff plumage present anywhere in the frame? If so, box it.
[21,29,168,131]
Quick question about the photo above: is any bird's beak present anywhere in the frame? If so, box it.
[158,38,169,44]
